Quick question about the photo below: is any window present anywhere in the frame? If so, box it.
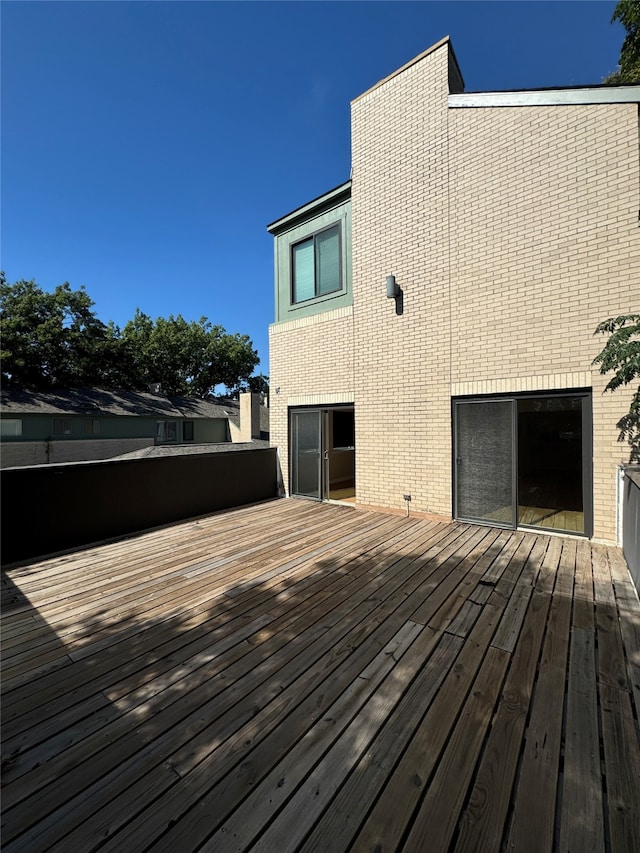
[53,418,73,436]
[183,421,194,441]
[156,420,177,442]
[1,419,22,437]
[292,224,341,303]
[83,419,101,435]
[332,409,355,450]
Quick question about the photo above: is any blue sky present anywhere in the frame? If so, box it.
[1,1,624,377]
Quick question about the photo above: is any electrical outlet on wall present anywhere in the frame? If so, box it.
[403,494,411,502]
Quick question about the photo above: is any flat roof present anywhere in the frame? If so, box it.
[449,85,640,108]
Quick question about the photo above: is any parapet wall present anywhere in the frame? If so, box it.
[2,447,279,564]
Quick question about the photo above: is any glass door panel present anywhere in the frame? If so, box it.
[455,400,515,527]
[517,395,586,534]
[291,410,322,499]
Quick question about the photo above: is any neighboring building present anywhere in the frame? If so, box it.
[0,388,266,468]
[268,36,640,542]
[218,394,271,443]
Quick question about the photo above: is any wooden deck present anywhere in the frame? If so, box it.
[2,498,640,852]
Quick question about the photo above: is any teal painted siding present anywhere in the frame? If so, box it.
[271,189,352,324]
[0,414,229,444]
[192,419,229,443]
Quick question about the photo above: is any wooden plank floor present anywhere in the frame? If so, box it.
[2,498,640,852]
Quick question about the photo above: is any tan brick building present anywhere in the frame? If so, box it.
[268,37,639,543]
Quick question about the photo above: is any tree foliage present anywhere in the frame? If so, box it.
[119,309,259,397]
[247,373,270,396]
[0,274,260,397]
[605,0,640,83]
[0,273,119,389]
[593,314,640,460]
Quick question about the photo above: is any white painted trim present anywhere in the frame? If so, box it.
[448,87,640,108]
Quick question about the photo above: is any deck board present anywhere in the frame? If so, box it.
[2,498,639,852]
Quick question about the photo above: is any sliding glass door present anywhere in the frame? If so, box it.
[454,393,592,535]
[454,399,516,527]
[516,395,589,534]
[290,406,356,503]
[290,410,322,499]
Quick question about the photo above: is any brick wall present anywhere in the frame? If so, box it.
[269,306,355,492]
[449,100,639,541]
[270,38,639,542]
[351,41,454,518]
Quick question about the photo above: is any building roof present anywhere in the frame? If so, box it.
[266,180,351,235]
[215,396,270,436]
[268,37,638,235]
[110,439,271,461]
[449,86,640,108]
[0,388,235,420]
[353,34,639,107]
[351,35,461,103]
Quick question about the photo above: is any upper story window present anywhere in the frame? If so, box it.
[83,419,101,435]
[183,421,194,441]
[292,224,341,304]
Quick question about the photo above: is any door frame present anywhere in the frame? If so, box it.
[452,390,593,537]
[289,404,355,502]
[453,396,518,528]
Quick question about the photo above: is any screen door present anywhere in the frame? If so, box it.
[454,399,516,527]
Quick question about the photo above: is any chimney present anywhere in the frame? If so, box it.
[239,392,261,442]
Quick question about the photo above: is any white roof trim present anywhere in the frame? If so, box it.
[449,87,640,108]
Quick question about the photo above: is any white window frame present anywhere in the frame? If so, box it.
[1,418,23,437]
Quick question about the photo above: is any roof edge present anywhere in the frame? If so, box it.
[449,85,640,108]
[267,180,351,234]
[351,35,454,105]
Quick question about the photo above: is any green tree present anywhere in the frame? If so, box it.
[605,0,640,83]
[247,373,269,396]
[118,310,259,397]
[0,273,119,389]
[593,314,640,460]
[1,275,260,396]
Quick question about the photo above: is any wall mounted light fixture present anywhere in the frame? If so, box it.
[386,274,403,315]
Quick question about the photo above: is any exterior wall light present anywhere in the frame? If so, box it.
[386,274,403,314]
[386,275,399,299]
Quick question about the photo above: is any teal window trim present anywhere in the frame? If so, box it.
[273,196,351,324]
[291,223,342,304]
